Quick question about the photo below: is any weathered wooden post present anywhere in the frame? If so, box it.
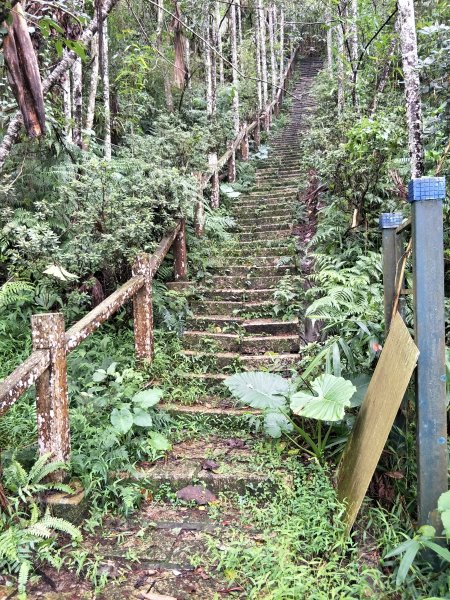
[241,123,249,161]
[173,218,188,281]
[32,313,70,480]
[132,253,154,361]
[227,141,236,183]
[409,176,447,529]
[379,212,404,331]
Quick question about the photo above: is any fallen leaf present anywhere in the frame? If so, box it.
[385,471,404,479]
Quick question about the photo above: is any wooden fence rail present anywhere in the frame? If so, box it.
[0,46,300,480]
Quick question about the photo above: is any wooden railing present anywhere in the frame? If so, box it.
[0,47,300,479]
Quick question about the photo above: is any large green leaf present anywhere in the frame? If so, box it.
[110,407,134,434]
[264,411,293,438]
[133,407,153,427]
[148,431,171,452]
[224,371,290,409]
[290,375,356,422]
[132,388,164,408]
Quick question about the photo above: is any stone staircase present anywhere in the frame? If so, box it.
[166,57,322,414]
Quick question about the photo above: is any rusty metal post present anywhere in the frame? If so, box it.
[379,213,403,332]
[132,253,154,362]
[173,218,188,281]
[241,123,249,161]
[227,142,236,183]
[409,177,447,530]
[32,313,70,479]
[209,153,219,208]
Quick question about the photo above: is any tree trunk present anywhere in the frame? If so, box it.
[370,25,398,116]
[230,1,240,135]
[84,34,99,146]
[268,3,277,101]
[71,57,83,148]
[255,7,263,111]
[61,53,72,142]
[236,0,243,73]
[398,0,424,177]
[205,15,214,117]
[157,0,173,112]
[349,0,358,69]
[101,17,111,159]
[184,36,191,89]
[278,7,284,88]
[326,6,333,72]
[336,13,345,115]
[215,1,224,86]
[258,0,268,106]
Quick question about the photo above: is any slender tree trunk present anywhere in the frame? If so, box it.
[71,58,83,147]
[398,0,424,177]
[230,1,240,135]
[278,7,285,87]
[236,0,244,73]
[84,33,99,146]
[326,6,333,72]
[337,12,345,115]
[258,0,268,106]
[349,0,358,68]
[268,3,277,101]
[101,17,111,159]
[211,14,217,112]
[157,0,173,112]
[184,36,191,89]
[205,15,214,117]
[255,8,263,111]
[61,53,72,142]
[215,1,224,86]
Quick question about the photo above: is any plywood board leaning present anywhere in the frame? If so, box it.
[337,312,419,530]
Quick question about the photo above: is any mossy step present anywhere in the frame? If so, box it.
[208,274,283,288]
[160,403,260,417]
[182,350,300,370]
[209,264,293,276]
[182,331,300,354]
[238,215,293,226]
[227,246,293,258]
[193,299,274,316]
[210,254,294,266]
[130,437,288,496]
[198,288,275,302]
[187,316,298,335]
[238,229,291,241]
[233,208,295,219]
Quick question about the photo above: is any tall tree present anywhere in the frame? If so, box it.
[268,2,277,101]
[258,0,268,106]
[398,0,424,177]
[85,34,99,145]
[215,1,224,86]
[230,1,240,134]
[101,16,111,159]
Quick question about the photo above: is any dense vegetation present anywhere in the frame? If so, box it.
[0,0,449,597]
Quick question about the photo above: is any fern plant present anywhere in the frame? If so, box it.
[0,280,33,308]
[1,454,82,599]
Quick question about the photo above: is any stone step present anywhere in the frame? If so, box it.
[182,331,299,353]
[160,403,260,418]
[208,264,294,276]
[238,228,291,240]
[233,207,295,219]
[238,215,293,227]
[193,300,274,316]
[199,288,275,302]
[212,253,294,265]
[227,244,293,258]
[187,316,298,335]
[182,350,300,370]
[208,274,283,288]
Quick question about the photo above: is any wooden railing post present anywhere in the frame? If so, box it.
[254,119,261,149]
[32,313,70,480]
[132,253,154,362]
[173,218,188,281]
[227,141,236,183]
[241,123,249,161]
[209,153,219,208]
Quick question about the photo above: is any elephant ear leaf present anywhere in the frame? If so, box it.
[264,411,293,438]
[224,371,290,410]
[290,374,356,422]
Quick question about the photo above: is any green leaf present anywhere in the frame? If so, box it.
[110,407,133,434]
[132,408,153,427]
[437,490,450,513]
[290,375,356,422]
[92,369,107,382]
[396,540,420,585]
[132,388,163,408]
[418,524,436,538]
[348,373,371,407]
[148,431,171,452]
[441,510,450,540]
[264,411,293,438]
[421,540,450,563]
[224,371,290,409]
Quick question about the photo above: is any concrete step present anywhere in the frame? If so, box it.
[187,316,298,335]
[238,228,291,240]
[211,254,295,266]
[238,216,293,227]
[193,300,274,316]
[183,331,299,353]
[199,288,275,302]
[182,350,300,370]
[207,274,283,288]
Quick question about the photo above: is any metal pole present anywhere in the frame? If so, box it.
[379,213,404,332]
[409,176,447,529]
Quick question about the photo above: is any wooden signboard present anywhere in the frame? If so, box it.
[337,313,419,530]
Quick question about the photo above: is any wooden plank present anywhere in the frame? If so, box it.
[0,349,50,415]
[395,216,412,235]
[336,313,419,530]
